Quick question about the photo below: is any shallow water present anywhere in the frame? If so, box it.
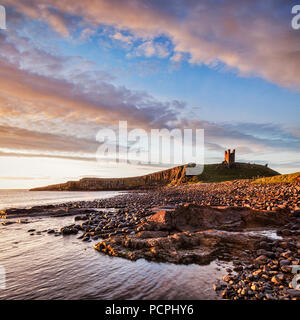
[0,190,121,211]
[0,215,231,300]
[245,229,283,240]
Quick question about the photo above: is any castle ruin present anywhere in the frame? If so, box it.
[224,149,235,168]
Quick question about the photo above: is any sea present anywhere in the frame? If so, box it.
[0,189,122,211]
[0,190,231,300]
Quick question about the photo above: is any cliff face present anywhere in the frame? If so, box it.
[30,165,187,191]
[30,162,280,192]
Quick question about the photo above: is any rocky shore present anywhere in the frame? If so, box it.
[1,180,300,300]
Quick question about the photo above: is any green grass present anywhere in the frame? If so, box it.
[253,171,300,184]
[185,162,280,183]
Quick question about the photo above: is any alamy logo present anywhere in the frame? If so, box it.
[0,265,5,290]
[0,5,6,30]
[95,121,204,176]
[291,265,300,290]
[292,5,300,30]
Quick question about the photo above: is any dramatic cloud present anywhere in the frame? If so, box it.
[0,31,180,132]
[0,27,299,171]
[0,124,98,155]
[0,0,299,183]
[3,0,300,89]
[176,119,300,156]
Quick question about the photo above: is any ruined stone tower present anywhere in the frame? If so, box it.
[224,149,235,168]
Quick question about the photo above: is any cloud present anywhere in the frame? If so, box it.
[2,118,299,173]
[175,118,300,159]
[3,0,300,89]
[0,31,178,131]
[0,30,298,170]
[0,1,299,175]
[132,40,170,58]
[111,31,135,44]
[41,8,70,37]
[0,124,98,155]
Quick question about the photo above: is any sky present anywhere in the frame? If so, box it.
[0,0,300,189]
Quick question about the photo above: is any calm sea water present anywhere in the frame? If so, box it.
[0,190,231,300]
[0,190,121,211]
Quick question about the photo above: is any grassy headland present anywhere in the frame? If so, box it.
[253,171,300,184]
[186,162,279,183]
[31,162,281,191]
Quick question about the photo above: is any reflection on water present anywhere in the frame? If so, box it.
[0,216,230,300]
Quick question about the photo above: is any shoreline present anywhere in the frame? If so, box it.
[1,180,300,300]
[2,179,300,217]
[0,190,125,213]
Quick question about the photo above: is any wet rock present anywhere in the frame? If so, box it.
[74,215,88,221]
[233,266,243,272]
[254,255,268,265]
[222,275,232,282]
[1,221,15,226]
[279,259,291,266]
[60,226,78,235]
[213,280,227,291]
[271,276,281,285]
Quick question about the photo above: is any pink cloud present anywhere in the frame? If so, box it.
[4,0,300,89]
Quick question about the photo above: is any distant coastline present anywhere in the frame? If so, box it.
[30,162,279,192]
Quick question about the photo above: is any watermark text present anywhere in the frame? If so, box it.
[96,121,204,175]
[0,265,5,290]
[290,265,300,289]
[292,5,300,30]
[0,5,6,30]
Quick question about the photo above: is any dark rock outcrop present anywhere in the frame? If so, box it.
[93,204,294,265]
[145,205,291,233]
